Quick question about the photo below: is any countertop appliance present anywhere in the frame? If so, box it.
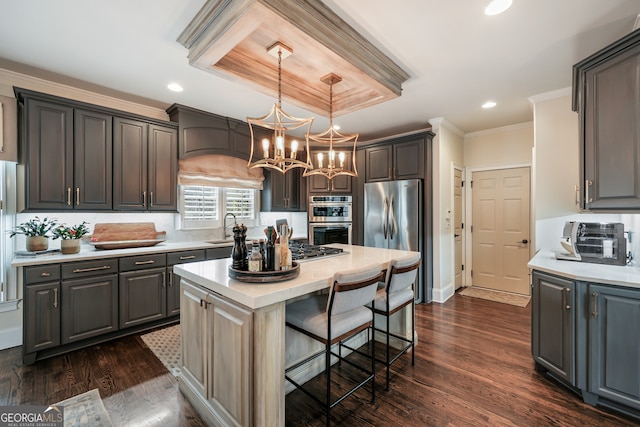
[364,179,423,300]
[556,221,627,266]
[308,195,352,245]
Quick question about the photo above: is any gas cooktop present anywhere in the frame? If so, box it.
[289,243,345,261]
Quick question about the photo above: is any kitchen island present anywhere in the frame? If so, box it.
[173,244,420,427]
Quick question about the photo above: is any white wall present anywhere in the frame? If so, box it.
[429,118,464,303]
[464,122,533,168]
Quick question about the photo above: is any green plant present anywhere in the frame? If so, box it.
[52,221,91,240]
[9,216,57,237]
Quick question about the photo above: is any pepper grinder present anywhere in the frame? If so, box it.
[240,224,248,270]
[231,224,244,270]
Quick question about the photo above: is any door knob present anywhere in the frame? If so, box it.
[521,239,529,244]
[454,234,460,237]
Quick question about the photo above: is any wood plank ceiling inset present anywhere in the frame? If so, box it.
[177,0,410,118]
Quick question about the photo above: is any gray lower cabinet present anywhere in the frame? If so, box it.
[119,254,167,328]
[586,284,640,410]
[532,269,640,418]
[24,278,61,354]
[531,271,576,384]
[61,259,118,344]
[167,249,206,316]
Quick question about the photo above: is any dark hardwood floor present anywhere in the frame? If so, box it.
[0,293,636,426]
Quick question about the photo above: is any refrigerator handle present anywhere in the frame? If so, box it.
[389,195,396,239]
[383,197,389,239]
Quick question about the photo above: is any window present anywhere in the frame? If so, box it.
[180,185,258,230]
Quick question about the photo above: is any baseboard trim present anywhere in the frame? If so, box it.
[432,283,455,303]
[0,326,22,350]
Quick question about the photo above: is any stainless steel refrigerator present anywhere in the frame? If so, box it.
[364,179,423,300]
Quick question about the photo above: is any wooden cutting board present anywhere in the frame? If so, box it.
[91,223,164,242]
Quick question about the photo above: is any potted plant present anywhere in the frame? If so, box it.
[9,216,58,252]
[53,221,91,254]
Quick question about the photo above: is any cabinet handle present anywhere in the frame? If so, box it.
[40,272,51,277]
[574,184,580,207]
[585,180,593,205]
[169,271,173,287]
[72,265,111,273]
[161,271,166,288]
[179,255,196,260]
[150,192,154,207]
[66,188,72,206]
[563,287,571,310]
[143,191,147,208]
[134,260,156,265]
[591,291,599,318]
[75,188,80,206]
[200,299,209,309]
[53,288,58,308]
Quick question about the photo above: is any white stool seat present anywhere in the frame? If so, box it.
[372,287,414,313]
[286,295,373,342]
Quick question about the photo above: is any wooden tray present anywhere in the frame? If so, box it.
[228,262,300,283]
[88,239,165,250]
[91,222,165,242]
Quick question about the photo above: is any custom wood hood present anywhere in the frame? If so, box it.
[177,0,410,117]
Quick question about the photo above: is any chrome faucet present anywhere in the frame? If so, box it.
[223,213,237,238]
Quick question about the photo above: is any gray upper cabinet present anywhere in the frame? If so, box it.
[365,134,425,183]
[531,271,576,385]
[573,29,640,210]
[308,150,352,194]
[23,97,74,210]
[261,168,305,211]
[113,118,177,211]
[16,88,177,213]
[74,109,112,210]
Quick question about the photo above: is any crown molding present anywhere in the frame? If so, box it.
[528,87,571,104]
[464,121,533,139]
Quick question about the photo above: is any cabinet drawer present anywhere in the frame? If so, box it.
[119,253,166,271]
[167,250,206,266]
[62,259,118,279]
[206,247,231,260]
[25,265,61,284]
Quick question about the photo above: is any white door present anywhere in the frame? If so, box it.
[454,167,463,290]
[471,167,530,295]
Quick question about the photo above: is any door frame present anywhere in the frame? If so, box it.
[451,163,465,289]
[464,162,533,288]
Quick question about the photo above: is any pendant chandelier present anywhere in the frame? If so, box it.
[303,73,358,180]
[247,42,313,173]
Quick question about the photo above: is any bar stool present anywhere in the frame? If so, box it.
[371,254,421,390]
[285,264,385,426]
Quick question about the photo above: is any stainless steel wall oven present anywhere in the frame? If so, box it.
[308,195,352,245]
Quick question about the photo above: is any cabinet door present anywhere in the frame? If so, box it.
[24,282,60,353]
[148,124,178,211]
[207,293,253,427]
[588,284,640,409]
[61,274,118,344]
[531,271,575,385]
[74,109,112,210]
[394,138,424,180]
[365,145,392,182]
[307,151,352,194]
[167,249,206,316]
[25,98,73,210]
[181,280,208,397]
[262,169,304,211]
[582,42,640,210]
[119,267,167,328]
[114,117,148,210]
[229,119,251,160]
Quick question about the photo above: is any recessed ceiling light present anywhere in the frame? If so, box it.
[167,83,183,92]
[482,101,497,109]
[485,0,512,16]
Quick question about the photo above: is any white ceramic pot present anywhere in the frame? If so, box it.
[26,236,48,252]
[61,239,81,255]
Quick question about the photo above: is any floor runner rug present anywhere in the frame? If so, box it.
[459,286,530,307]
[141,324,181,376]
[54,388,114,427]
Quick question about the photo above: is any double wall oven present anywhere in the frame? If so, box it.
[308,195,352,245]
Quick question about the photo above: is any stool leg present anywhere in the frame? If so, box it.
[386,308,391,391]
[371,314,376,403]
[326,340,331,426]
[411,301,415,366]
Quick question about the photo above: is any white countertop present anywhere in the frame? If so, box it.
[174,244,420,310]
[528,250,640,289]
[10,240,234,267]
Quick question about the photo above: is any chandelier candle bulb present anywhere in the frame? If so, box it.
[339,151,345,167]
[290,140,298,158]
[262,138,270,158]
[317,152,323,168]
